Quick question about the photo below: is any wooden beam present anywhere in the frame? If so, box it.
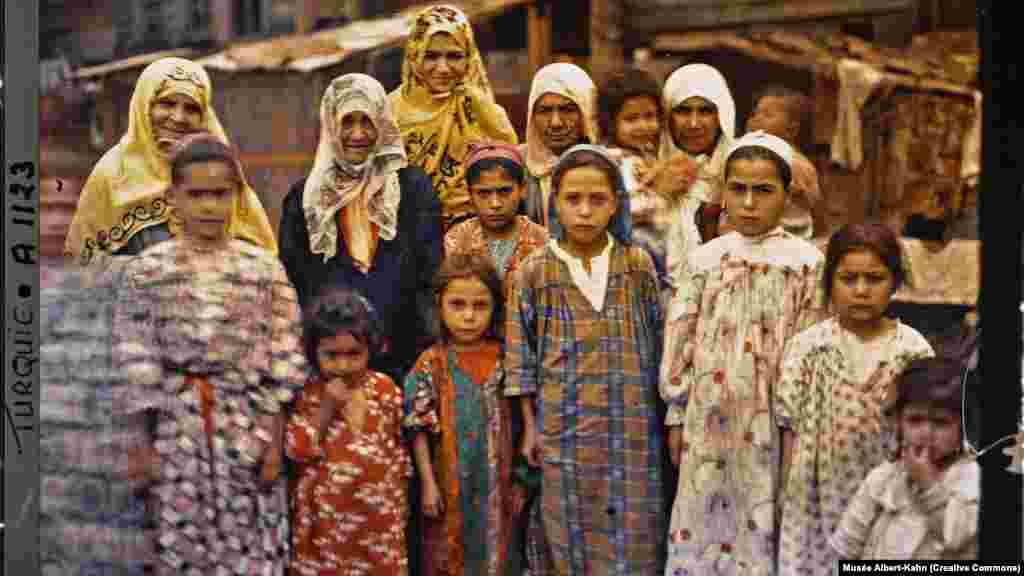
[527,1,551,76]
[589,0,625,86]
[653,32,977,98]
[628,0,914,33]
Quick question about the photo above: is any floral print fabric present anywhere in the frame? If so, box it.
[660,229,824,576]
[287,371,412,575]
[112,238,308,575]
[776,317,934,575]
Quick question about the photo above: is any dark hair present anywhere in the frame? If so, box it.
[751,84,808,129]
[597,67,663,147]
[303,287,383,373]
[724,145,793,192]
[822,222,906,303]
[466,157,526,187]
[432,253,504,341]
[551,150,622,197]
[169,132,244,187]
[884,357,964,458]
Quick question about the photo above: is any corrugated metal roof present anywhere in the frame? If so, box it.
[72,0,533,78]
[74,48,199,80]
[653,29,977,96]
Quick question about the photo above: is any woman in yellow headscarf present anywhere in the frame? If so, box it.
[389,4,518,230]
[64,57,277,267]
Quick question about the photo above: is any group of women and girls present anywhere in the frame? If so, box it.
[63,3,979,575]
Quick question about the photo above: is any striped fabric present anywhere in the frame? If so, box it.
[505,241,666,575]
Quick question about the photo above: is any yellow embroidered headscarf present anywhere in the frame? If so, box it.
[523,63,598,227]
[64,57,277,266]
[388,4,518,228]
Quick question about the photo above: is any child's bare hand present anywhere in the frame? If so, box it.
[521,428,542,468]
[422,480,445,519]
[648,154,699,200]
[906,444,943,488]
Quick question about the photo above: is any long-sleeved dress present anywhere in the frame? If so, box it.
[660,228,823,576]
[505,240,666,575]
[775,317,934,575]
[112,238,309,575]
[278,167,442,381]
[287,371,412,576]
[402,341,514,576]
[830,457,979,560]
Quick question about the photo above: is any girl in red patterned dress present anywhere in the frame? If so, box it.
[287,289,412,576]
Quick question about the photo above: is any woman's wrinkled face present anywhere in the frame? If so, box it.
[417,32,468,94]
[338,111,378,165]
[614,95,660,155]
[150,92,203,154]
[533,93,584,156]
[670,96,720,156]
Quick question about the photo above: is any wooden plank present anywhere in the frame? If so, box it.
[628,0,914,33]
[527,2,551,76]
[654,32,977,97]
[590,0,625,86]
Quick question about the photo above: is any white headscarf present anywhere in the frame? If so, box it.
[659,63,736,186]
[524,63,597,226]
[525,63,598,180]
[726,130,794,168]
[303,74,407,265]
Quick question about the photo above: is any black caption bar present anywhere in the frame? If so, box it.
[4,0,41,574]
[838,561,1024,575]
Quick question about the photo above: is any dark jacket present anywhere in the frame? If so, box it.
[278,166,443,381]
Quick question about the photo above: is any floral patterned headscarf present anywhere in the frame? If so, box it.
[389,4,517,227]
[64,57,277,266]
[303,74,407,265]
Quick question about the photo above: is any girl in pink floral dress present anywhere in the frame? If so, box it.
[661,131,825,575]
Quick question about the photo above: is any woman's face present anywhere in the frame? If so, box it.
[338,111,378,165]
[150,92,203,154]
[669,96,720,156]
[614,95,660,155]
[417,32,468,94]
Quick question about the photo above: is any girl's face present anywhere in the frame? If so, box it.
[901,403,961,465]
[555,164,618,253]
[670,96,720,156]
[440,277,494,346]
[723,157,787,237]
[469,165,524,234]
[171,160,238,244]
[338,110,378,165]
[831,249,896,325]
[614,95,660,155]
[317,332,370,382]
[150,92,203,154]
[417,32,468,94]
